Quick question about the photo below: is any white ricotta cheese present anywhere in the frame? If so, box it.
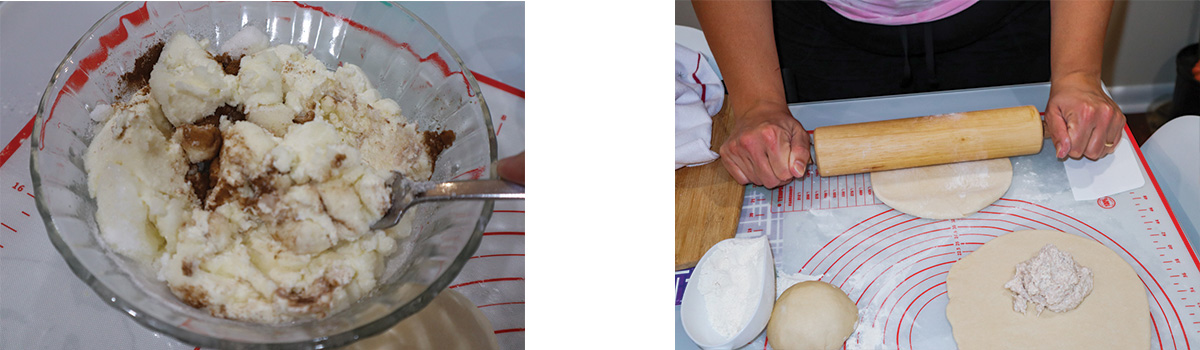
[1004,244,1094,315]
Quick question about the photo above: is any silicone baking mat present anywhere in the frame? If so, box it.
[675,130,1199,349]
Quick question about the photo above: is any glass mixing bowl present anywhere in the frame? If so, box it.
[31,2,495,348]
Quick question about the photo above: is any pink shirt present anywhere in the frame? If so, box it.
[822,0,979,26]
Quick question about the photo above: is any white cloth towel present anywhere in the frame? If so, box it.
[676,44,725,169]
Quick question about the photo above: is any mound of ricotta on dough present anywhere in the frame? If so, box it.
[1004,244,1094,315]
[85,28,451,323]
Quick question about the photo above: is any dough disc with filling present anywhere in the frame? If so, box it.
[767,281,858,350]
[870,158,1012,219]
[946,230,1150,350]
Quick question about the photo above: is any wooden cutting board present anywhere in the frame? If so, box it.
[675,98,744,270]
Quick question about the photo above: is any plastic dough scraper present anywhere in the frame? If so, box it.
[1061,135,1144,201]
[808,105,1143,200]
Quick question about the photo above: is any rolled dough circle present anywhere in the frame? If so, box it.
[766,281,858,350]
[945,230,1150,350]
[870,158,1012,219]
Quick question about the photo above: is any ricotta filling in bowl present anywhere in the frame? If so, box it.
[84,27,453,324]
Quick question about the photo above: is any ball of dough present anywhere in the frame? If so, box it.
[767,281,858,350]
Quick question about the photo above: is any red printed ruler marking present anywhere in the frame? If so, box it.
[736,190,783,267]
[769,164,879,213]
[0,179,37,249]
[737,165,881,267]
[495,114,508,136]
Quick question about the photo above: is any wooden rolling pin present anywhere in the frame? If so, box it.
[811,105,1043,177]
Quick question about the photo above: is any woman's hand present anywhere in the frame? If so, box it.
[497,152,524,185]
[719,102,810,188]
[1044,72,1125,160]
[1046,1,1120,160]
[695,0,804,188]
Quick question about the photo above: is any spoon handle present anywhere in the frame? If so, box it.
[418,179,525,202]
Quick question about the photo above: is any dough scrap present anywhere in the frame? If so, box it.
[767,281,858,350]
[946,230,1150,350]
[870,158,1012,219]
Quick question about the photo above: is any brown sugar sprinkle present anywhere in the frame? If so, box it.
[204,169,278,211]
[181,259,195,277]
[174,285,209,309]
[212,104,246,123]
[332,153,346,168]
[213,52,242,75]
[118,41,165,97]
[276,276,340,307]
[421,129,455,164]
[192,104,246,127]
[186,157,218,203]
[293,110,315,124]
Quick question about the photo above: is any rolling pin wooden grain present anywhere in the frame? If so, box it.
[676,98,743,271]
[811,105,1044,177]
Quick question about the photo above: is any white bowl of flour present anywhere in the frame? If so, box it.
[681,235,775,349]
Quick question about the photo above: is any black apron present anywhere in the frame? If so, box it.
[772,0,1050,103]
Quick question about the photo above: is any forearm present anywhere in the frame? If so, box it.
[1049,0,1113,82]
[692,0,787,114]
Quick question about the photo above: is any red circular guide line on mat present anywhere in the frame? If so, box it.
[836,226,953,290]
[469,253,524,260]
[994,198,1185,345]
[993,204,1180,347]
[876,263,953,334]
[857,245,955,310]
[981,203,1183,348]
[826,218,937,281]
[476,301,524,309]
[493,328,524,335]
[800,210,895,271]
[850,240,953,301]
[804,204,1188,347]
[822,216,923,276]
[448,277,524,289]
[906,289,947,350]
[808,211,906,274]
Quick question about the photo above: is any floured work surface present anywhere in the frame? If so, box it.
[715,138,1199,350]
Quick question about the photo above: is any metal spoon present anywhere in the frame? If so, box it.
[370,171,525,230]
